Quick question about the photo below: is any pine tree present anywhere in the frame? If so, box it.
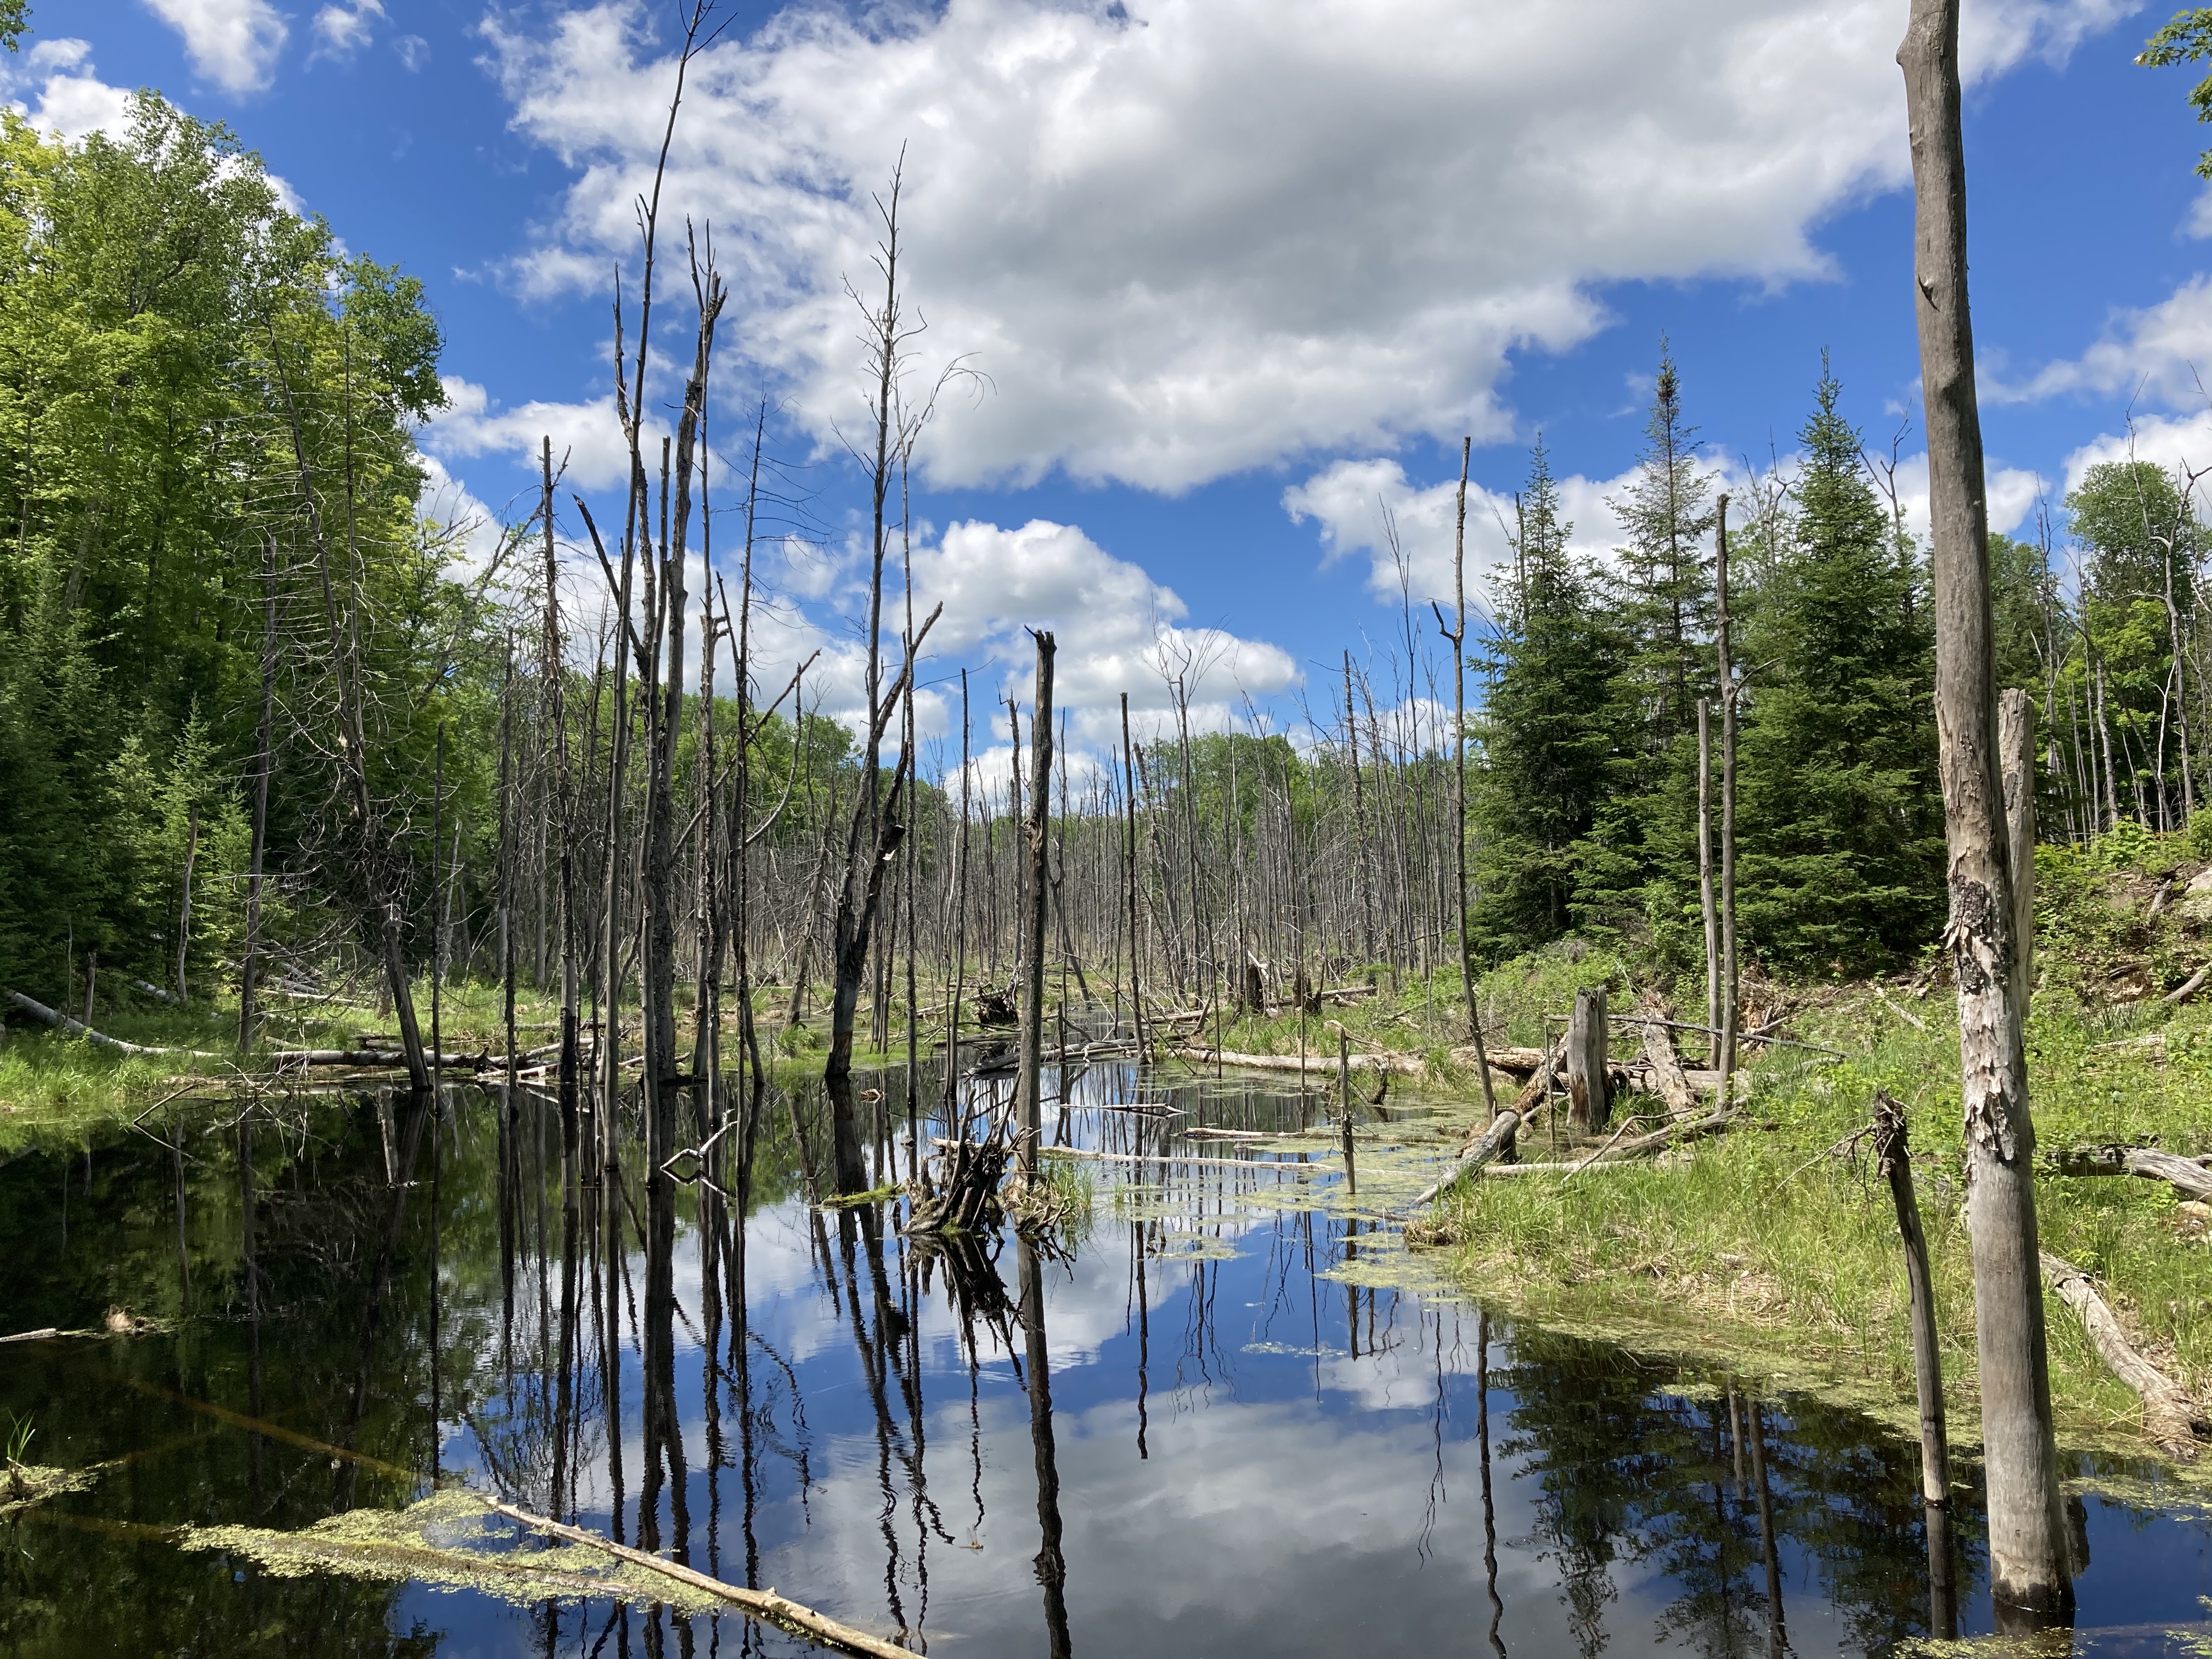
[1473,439,1625,953]
[1576,344,1718,948]
[1735,362,1943,974]
[1610,341,1718,754]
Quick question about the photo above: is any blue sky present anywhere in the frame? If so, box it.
[22,0,2212,767]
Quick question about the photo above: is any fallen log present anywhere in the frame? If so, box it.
[2167,965,2212,1007]
[929,1137,1327,1175]
[272,1047,494,1070]
[484,1498,909,1658]
[2040,1251,2204,1461]
[1408,1108,1522,1207]
[2056,1144,2212,1203]
[1167,1042,1549,1077]
[3,990,218,1059]
[1639,1003,1698,1116]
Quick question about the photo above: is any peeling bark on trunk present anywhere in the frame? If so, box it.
[1899,0,2072,1618]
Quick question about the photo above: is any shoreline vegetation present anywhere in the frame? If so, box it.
[10,826,2212,1479]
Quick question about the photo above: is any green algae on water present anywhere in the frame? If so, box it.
[179,1489,724,1614]
[1,1464,94,1519]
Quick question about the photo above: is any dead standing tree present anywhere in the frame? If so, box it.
[825,159,950,1195]
[1900,0,2072,1622]
[1015,631,1056,1183]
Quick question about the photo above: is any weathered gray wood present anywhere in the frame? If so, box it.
[4,990,215,1058]
[1566,985,1610,1134]
[1640,1002,1697,1116]
[2057,1144,2212,1202]
[1875,1092,1950,1506]
[1409,1108,1522,1207]
[1699,698,1719,1047]
[2001,689,2035,1018]
[1015,630,1056,1183]
[1716,499,1739,1104]
[1900,0,2071,1615]
[2041,1252,2202,1461]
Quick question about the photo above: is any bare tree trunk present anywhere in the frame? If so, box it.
[1716,497,1740,1102]
[1565,985,1609,1135]
[2001,690,2036,1020]
[1448,436,1498,1114]
[176,806,199,1005]
[1120,692,1146,1056]
[1900,0,2072,1619]
[1874,1091,1950,1509]
[541,439,581,1132]
[239,536,279,1052]
[1016,633,1056,1183]
[1698,698,1718,1052]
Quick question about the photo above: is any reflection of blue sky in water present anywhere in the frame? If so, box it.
[403,1063,2212,1657]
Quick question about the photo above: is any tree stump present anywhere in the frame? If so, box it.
[1566,986,1610,1135]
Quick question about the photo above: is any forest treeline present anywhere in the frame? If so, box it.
[2,90,2204,1055]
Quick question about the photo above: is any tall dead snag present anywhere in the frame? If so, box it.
[2001,689,2035,1018]
[645,242,725,1162]
[1442,436,1498,1116]
[823,158,947,1194]
[1900,0,2072,1617]
[1015,632,1057,1183]
[1698,698,1719,1047]
[266,325,428,1093]
[1714,496,1739,1101]
[541,437,580,1132]
[1872,1092,1950,1511]
[238,535,279,1052]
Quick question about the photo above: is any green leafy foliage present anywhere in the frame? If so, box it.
[2142,9,2212,177]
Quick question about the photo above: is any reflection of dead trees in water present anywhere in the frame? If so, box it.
[637,1169,689,1560]
[1477,1311,1505,1659]
[335,1085,433,1514]
[1018,1234,1074,1659]
[912,1227,1020,1358]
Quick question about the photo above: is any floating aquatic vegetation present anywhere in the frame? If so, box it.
[1,1464,94,1519]
[179,1490,724,1615]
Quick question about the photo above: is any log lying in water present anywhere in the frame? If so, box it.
[3,990,218,1058]
[484,1498,910,1658]
[2055,1144,2212,1203]
[1408,1108,1522,1207]
[2040,1251,2204,1461]
[1167,1042,1550,1077]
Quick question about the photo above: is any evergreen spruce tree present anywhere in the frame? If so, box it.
[1473,439,1625,953]
[1734,362,1943,974]
[1576,343,1718,948]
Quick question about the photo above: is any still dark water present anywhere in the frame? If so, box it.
[2,1061,2208,1656]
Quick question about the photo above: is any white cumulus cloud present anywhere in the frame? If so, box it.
[142,0,289,95]
[423,375,665,492]
[482,0,2131,494]
[1988,274,2212,410]
[6,40,134,139]
[311,0,385,64]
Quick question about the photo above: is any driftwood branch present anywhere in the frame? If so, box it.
[484,1498,910,1657]
[2040,1251,2203,1461]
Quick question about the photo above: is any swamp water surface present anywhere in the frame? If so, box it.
[2,1060,2209,1656]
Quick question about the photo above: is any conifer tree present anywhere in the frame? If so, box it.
[1577,344,1718,946]
[1735,362,1943,973]
[1473,440,1624,952]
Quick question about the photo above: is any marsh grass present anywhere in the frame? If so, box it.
[1426,980,2212,1468]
